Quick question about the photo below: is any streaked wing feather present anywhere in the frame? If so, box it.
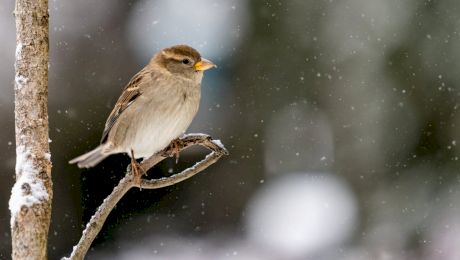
[100,70,145,143]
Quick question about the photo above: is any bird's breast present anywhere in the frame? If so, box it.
[118,82,200,158]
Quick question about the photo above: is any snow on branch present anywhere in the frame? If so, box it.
[64,133,228,260]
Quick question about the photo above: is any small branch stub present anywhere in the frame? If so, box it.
[65,133,228,260]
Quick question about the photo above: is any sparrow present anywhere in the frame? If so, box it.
[69,44,216,170]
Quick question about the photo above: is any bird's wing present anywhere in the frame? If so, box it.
[100,68,147,143]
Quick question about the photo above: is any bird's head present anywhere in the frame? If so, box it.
[152,44,216,81]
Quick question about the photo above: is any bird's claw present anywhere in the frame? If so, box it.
[130,149,145,188]
[169,138,183,163]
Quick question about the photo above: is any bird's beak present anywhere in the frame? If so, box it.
[194,58,217,71]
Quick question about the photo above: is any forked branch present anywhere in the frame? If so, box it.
[64,133,228,260]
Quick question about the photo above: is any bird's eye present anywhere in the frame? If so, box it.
[182,59,190,65]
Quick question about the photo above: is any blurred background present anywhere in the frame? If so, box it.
[1,0,460,259]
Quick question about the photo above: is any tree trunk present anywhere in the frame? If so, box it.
[9,0,52,259]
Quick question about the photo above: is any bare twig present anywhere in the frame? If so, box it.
[64,133,228,260]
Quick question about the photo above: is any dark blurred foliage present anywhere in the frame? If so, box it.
[1,0,460,259]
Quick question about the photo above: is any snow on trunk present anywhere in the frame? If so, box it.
[9,0,53,259]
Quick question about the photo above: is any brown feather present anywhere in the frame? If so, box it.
[100,68,146,143]
[162,45,201,62]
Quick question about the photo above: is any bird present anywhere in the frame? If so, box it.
[69,44,216,172]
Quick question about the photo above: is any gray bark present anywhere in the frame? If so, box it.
[65,134,228,260]
[10,0,52,259]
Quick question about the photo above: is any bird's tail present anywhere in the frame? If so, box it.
[69,145,109,168]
